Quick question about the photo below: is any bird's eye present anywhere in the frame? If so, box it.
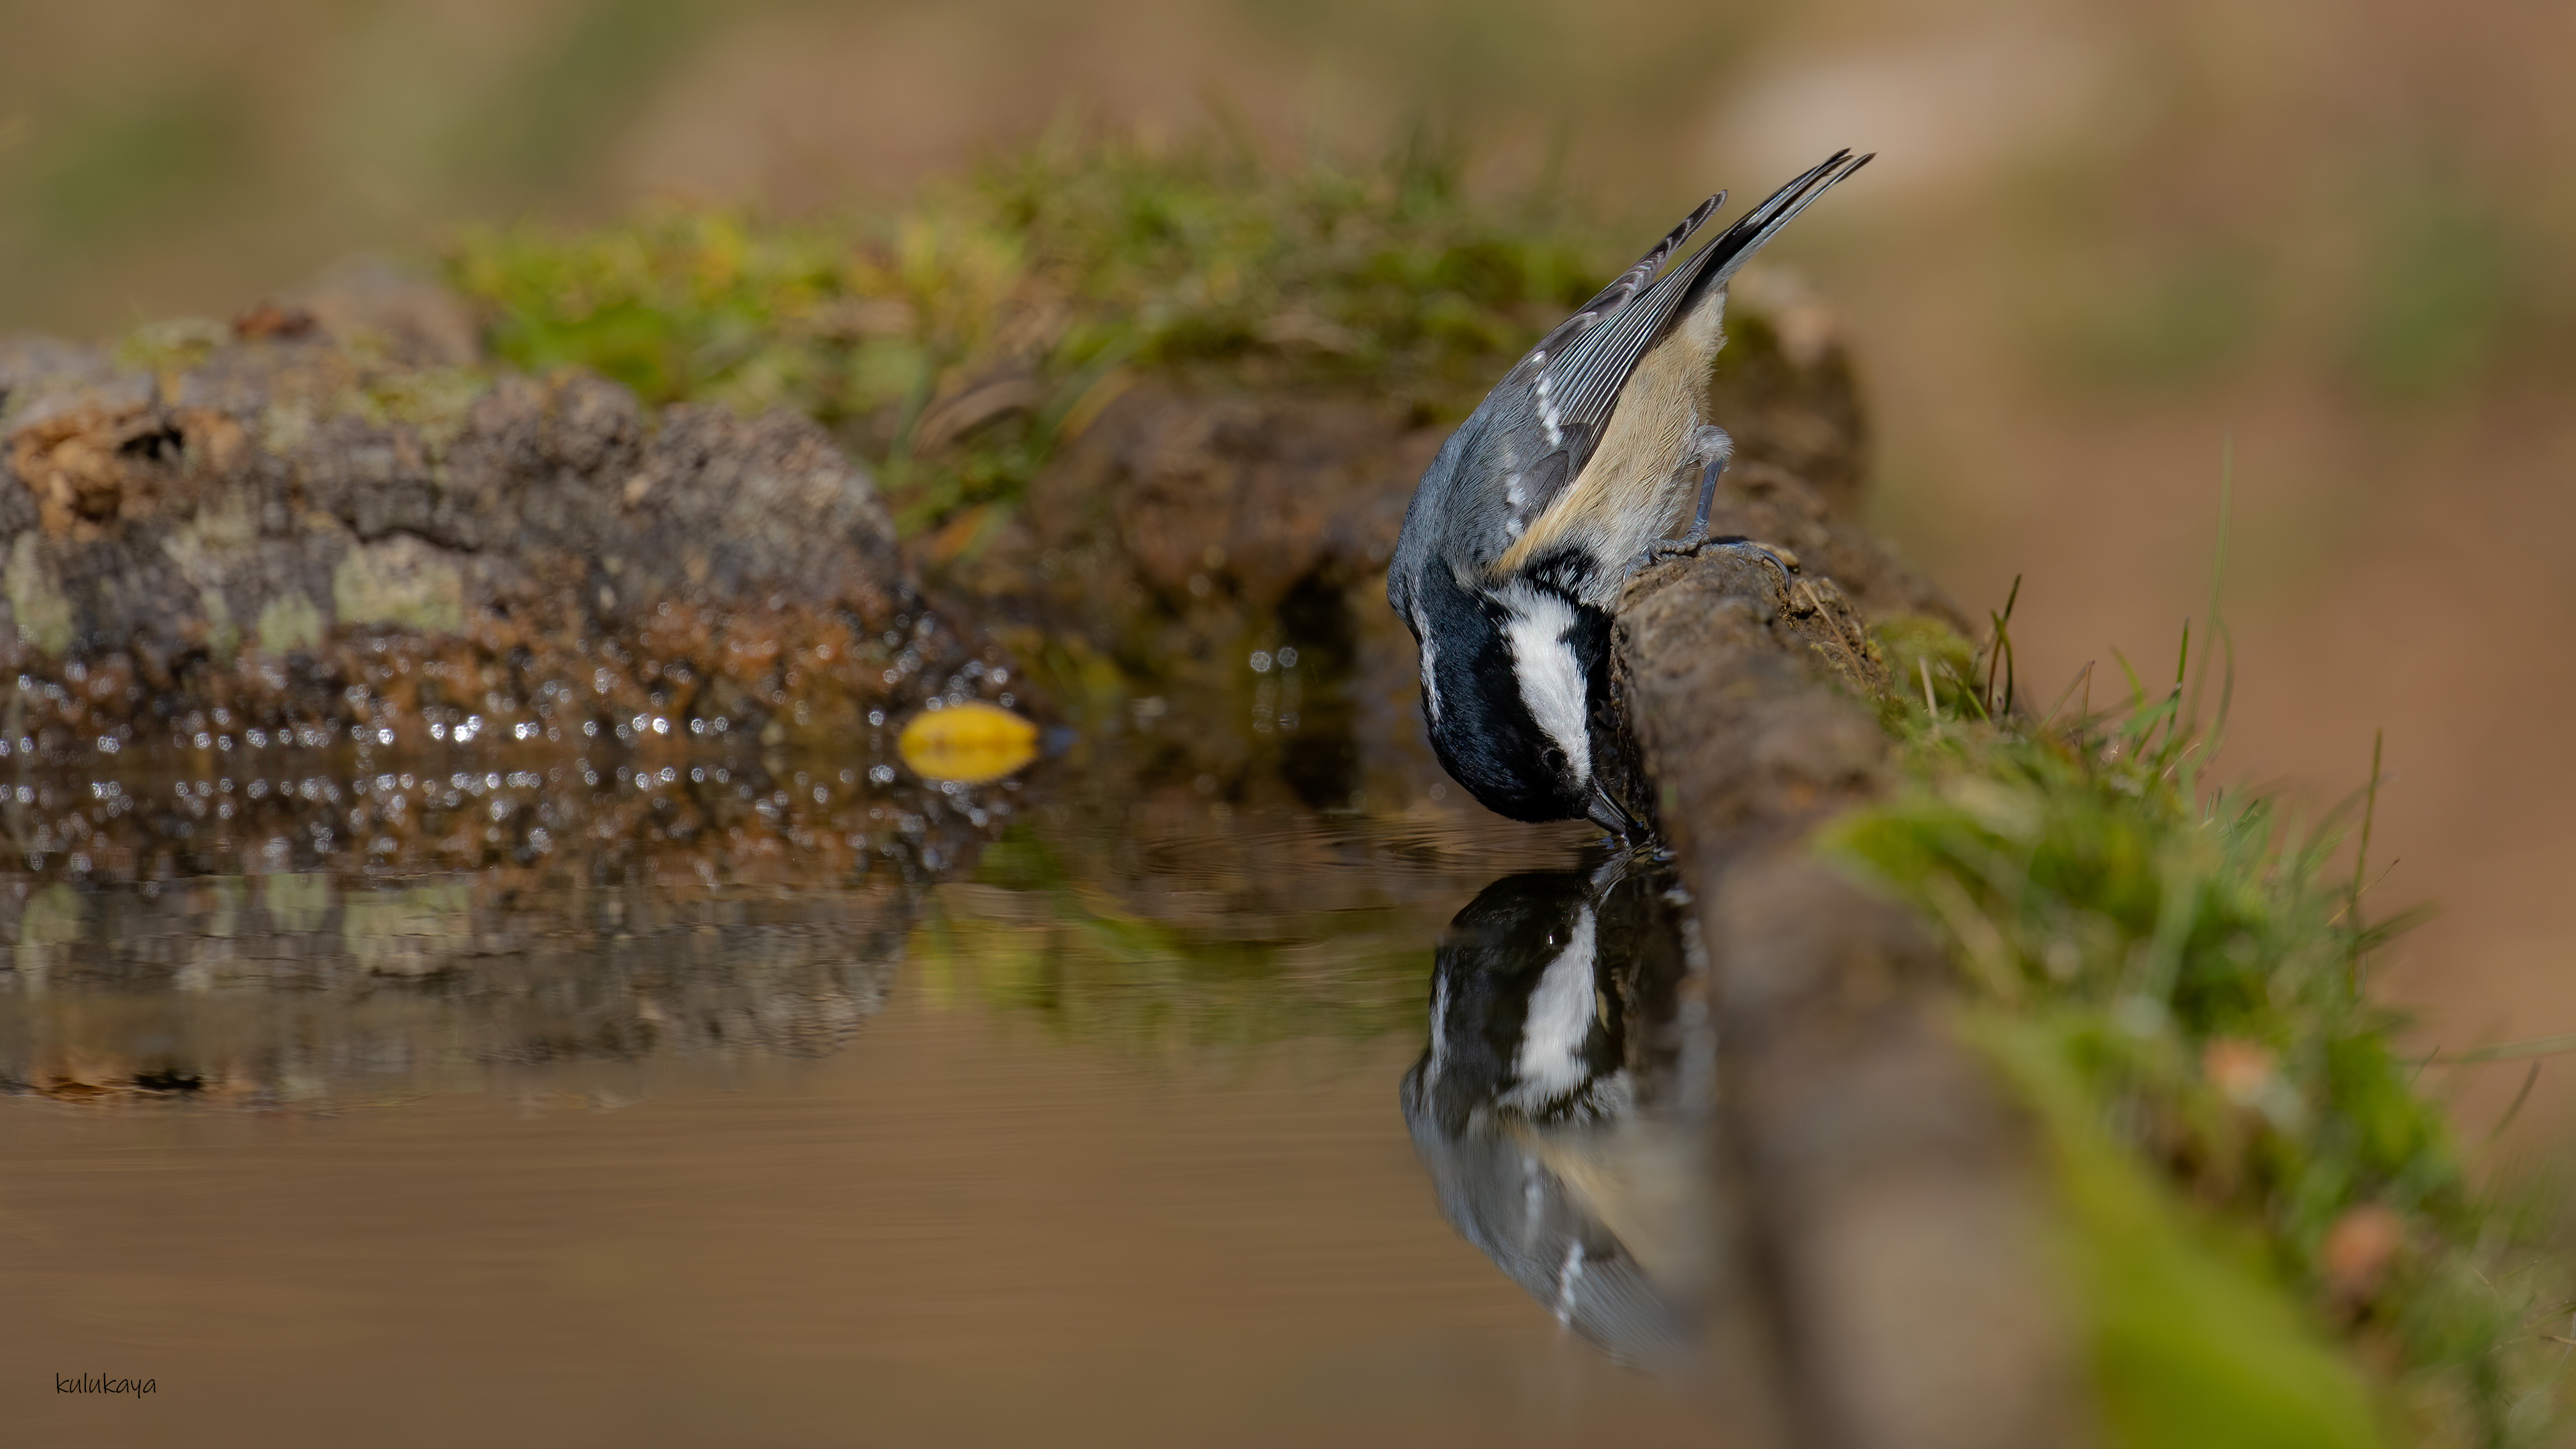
[1540,746,1568,774]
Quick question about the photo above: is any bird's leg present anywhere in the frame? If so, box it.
[1642,426,1736,564]
[1685,423,1733,541]
[1638,425,1794,596]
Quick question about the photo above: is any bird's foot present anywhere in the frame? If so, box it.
[1641,533,1798,588]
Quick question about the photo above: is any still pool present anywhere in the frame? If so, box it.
[1,739,1760,1447]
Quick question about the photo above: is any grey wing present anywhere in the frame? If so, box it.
[1417,192,1726,572]
[1538,189,1731,361]
[1458,149,1871,569]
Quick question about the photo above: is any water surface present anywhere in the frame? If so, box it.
[1,731,1751,1446]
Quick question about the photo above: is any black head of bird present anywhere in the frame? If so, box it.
[1387,150,1872,837]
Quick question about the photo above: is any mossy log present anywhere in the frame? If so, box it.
[0,271,1002,767]
[1612,450,2087,1445]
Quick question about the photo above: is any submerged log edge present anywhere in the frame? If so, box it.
[1611,475,2091,1449]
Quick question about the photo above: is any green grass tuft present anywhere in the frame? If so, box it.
[1831,623,2563,1448]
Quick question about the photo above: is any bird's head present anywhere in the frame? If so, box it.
[1398,566,1635,835]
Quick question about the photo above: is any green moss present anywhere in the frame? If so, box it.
[332,540,465,635]
[112,317,229,377]
[161,503,254,661]
[342,883,474,977]
[199,588,239,661]
[341,366,493,455]
[1872,614,1984,721]
[258,398,319,455]
[1827,651,2563,1448]
[254,590,325,655]
[259,871,335,936]
[447,127,1605,535]
[5,532,74,657]
[18,881,86,946]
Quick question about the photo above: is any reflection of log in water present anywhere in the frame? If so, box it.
[1401,858,1720,1370]
[3,867,916,1107]
[0,741,1015,1106]
[0,741,1550,1106]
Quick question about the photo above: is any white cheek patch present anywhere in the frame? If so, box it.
[1503,906,1599,1110]
[1554,1240,1587,1324]
[1499,583,1591,786]
[1423,970,1452,1093]
[1412,606,1443,725]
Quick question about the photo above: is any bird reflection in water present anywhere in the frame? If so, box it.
[1400,855,1717,1368]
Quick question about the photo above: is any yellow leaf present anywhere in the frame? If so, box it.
[896,701,1038,785]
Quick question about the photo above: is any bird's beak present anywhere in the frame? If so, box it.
[1587,782,1647,842]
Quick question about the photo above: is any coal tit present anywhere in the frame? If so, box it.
[1400,859,1695,1362]
[1387,150,1872,835]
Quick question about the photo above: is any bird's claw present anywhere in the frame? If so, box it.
[1641,535,1797,597]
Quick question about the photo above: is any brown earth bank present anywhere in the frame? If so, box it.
[926,296,1911,808]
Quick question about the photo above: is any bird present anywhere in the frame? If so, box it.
[1387,150,1872,837]
[1399,859,1703,1366]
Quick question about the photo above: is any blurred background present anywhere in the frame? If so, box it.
[3,0,2571,1144]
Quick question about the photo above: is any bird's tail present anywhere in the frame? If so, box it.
[1548,151,1871,431]
[1668,149,1874,319]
